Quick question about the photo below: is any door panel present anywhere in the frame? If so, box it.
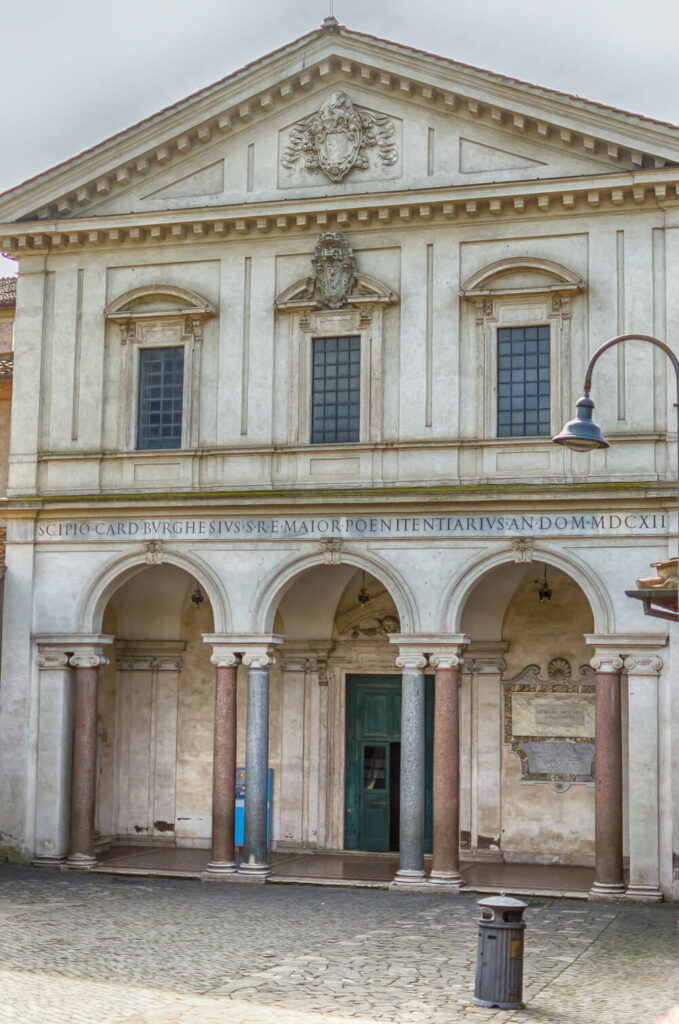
[345,675,433,853]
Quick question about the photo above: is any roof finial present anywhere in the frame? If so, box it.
[322,0,339,28]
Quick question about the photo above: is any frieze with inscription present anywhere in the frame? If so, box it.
[33,511,667,543]
[503,659,596,784]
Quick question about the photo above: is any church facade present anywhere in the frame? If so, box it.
[0,19,677,899]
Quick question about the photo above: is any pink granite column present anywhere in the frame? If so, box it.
[590,654,626,897]
[206,656,240,875]
[66,653,107,868]
[429,653,463,888]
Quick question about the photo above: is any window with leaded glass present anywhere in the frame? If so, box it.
[137,346,184,450]
[311,336,360,444]
[497,326,550,437]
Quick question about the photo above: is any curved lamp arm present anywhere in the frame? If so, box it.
[583,333,679,405]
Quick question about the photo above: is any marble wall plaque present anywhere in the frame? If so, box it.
[511,692,594,738]
[521,740,594,782]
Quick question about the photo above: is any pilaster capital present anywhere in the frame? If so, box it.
[468,657,506,675]
[280,657,317,672]
[590,655,625,674]
[623,654,663,676]
[37,650,70,670]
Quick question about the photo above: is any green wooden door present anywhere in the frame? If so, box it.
[345,675,433,853]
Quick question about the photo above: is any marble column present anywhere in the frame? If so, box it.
[624,655,664,902]
[66,650,109,868]
[206,653,240,875]
[589,654,626,897]
[393,650,427,884]
[429,652,463,887]
[240,649,274,877]
[33,649,74,865]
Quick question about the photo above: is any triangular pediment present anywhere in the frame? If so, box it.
[1,23,678,225]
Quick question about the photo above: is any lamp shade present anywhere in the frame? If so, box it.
[552,395,609,452]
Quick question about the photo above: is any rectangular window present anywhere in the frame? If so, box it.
[497,325,550,437]
[137,346,184,450]
[311,335,360,444]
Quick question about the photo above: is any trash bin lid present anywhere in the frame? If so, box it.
[477,895,528,910]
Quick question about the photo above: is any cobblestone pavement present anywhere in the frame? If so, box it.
[0,866,676,1024]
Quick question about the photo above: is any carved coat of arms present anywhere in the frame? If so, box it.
[313,232,356,309]
[282,92,398,182]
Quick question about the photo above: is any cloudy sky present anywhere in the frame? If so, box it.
[2,0,679,275]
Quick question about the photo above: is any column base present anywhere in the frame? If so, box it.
[428,869,463,890]
[588,880,626,900]
[237,862,270,882]
[390,867,428,890]
[31,856,67,869]
[624,884,663,903]
[65,853,97,870]
[203,860,237,878]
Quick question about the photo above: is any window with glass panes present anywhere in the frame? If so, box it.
[497,326,550,437]
[137,346,184,450]
[311,336,360,444]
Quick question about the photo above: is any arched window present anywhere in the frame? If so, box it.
[460,258,585,439]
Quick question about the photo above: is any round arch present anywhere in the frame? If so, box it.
[439,543,613,635]
[254,549,419,634]
[75,549,231,634]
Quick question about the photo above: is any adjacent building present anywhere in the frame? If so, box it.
[0,19,677,899]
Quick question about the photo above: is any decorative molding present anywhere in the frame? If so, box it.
[104,285,215,321]
[460,256,585,297]
[275,270,397,312]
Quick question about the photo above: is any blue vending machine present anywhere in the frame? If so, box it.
[234,768,272,846]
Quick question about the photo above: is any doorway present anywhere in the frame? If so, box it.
[344,675,433,852]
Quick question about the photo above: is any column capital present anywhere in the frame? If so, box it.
[210,651,242,668]
[623,654,663,675]
[467,657,506,674]
[590,654,624,674]
[395,652,427,670]
[36,650,70,670]
[429,652,463,670]
[280,657,317,672]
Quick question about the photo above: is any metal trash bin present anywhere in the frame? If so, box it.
[473,894,527,1009]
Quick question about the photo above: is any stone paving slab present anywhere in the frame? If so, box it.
[0,865,676,1024]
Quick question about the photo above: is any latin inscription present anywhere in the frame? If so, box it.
[522,741,595,781]
[34,511,667,542]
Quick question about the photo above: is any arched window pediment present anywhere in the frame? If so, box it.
[274,272,398,312]
[104,285,215,321]
[460,257,585,299]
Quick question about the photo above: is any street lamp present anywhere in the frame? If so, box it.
[553,332,678,621]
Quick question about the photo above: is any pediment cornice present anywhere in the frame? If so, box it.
[2,28,679,225]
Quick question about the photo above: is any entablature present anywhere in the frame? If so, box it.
[3,170,678,259]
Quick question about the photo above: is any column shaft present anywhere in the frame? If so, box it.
[396,665,426,881]
[625,656,663,901]
[431,664,461,884]
[592,667,625,895]
[241,664,270,874]
[68,665,99,866]
[208,664,238,873]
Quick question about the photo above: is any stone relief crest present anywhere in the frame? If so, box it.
[313,232,356,309]
[282,92,398,182]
